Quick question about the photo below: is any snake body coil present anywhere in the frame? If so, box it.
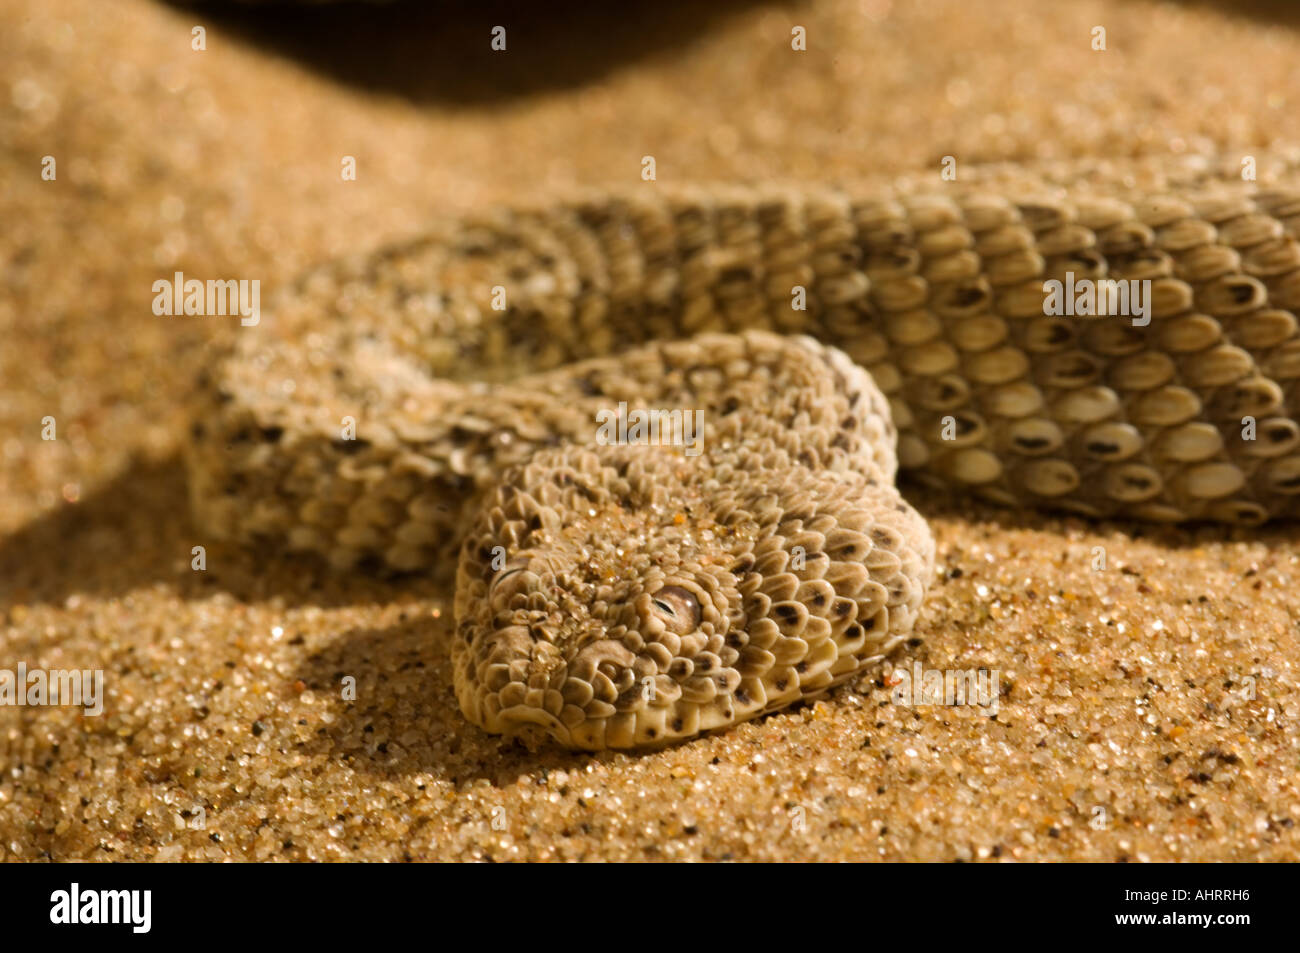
[188,154,1300,748]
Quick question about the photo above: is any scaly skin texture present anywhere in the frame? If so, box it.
[188,152,1300,748]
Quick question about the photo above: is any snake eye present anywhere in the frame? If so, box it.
[489,566,526,594]
[649,585,701,635]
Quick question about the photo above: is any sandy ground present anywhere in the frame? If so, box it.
[2,0,1300,861]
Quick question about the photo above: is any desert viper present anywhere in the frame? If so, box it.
[187,150,1300,750]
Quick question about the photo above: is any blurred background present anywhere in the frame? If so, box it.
[3,0,1300,861]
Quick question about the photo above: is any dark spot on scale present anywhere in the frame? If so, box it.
[1069,250,1104,271]
[795,661,808,673]
[775,604,799,622]
[811,591,826,607]
[332,438,370,454]
[1086,441,1119,456]
[672,718,684,732]
[1046,323,1072,346]
[729,554,755,573]
[1057,355,1098,380]
[947,284,988,308]
[719,266,753,284]
[735,689,749,704]
[260,426,284,443]
[846,623,864,639]
[645,728,656,739]
[1229,280,1257,304]
[775,678,788,690]
[1015,436,1050,450]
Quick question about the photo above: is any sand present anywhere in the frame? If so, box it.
[2,0,1299,861]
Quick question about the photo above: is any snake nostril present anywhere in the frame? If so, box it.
[649,585,701,634]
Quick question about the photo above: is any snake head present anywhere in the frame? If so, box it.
[449,333,932,750]
[451,446,933,750]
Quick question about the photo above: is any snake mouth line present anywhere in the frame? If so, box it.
[492,706,574,747]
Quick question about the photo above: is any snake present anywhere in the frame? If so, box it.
[186,150,1300,750]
